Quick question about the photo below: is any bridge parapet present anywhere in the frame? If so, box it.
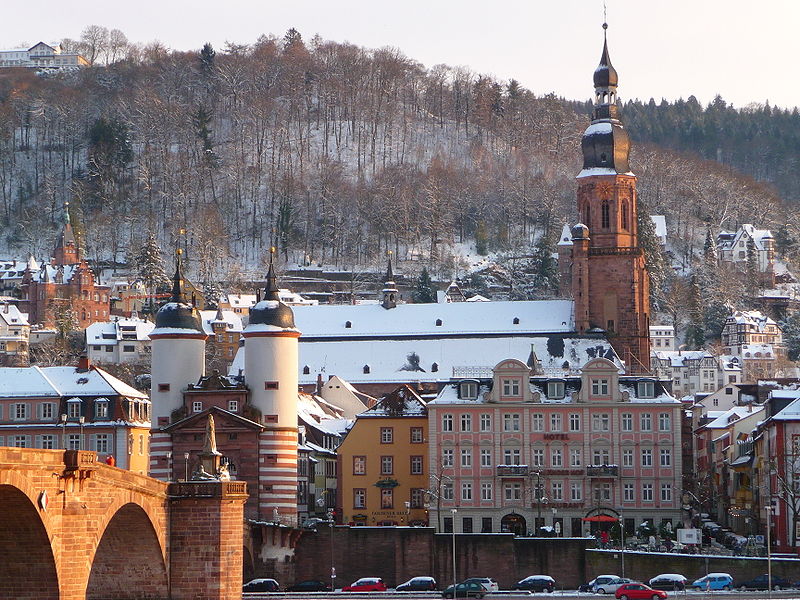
[169,480,248,498]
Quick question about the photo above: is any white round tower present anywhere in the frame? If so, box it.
[242,261,300,523]
[149,250,207,429]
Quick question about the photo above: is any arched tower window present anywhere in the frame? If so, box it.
[601,200,610,229]
[621,201,628,230]
[584,205,590,228]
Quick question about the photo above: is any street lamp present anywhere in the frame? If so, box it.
[327,508,336,591]
[78,416,85,450]
[765,504,773,600]
[618,515,625,579]
[451,508,458,591]
[183,451,190,481]
[60,414,67,449]
[166,451,173,481]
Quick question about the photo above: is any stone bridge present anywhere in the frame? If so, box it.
[0,447,248,600]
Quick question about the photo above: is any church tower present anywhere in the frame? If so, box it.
[242,259,301,524]
[572,23,650,372]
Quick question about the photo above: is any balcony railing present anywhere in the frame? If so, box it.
[496,464,529,477]
[586,465,619,477]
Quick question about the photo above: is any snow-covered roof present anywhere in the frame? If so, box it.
[557,224,573,247]
[0,304,29,327]
[292,299,574,339]
[85,317,154,345]
[577,167,634,178]
[726,310,776,330]
[704,406,763,429]
[652,350,713,367]
[650,215,667,243]
[718,224,773,252]
[357,385,427,417]
[0,365,147,399]
[199,309,243,335]
[772,396,800,421]
[741,343,776,359]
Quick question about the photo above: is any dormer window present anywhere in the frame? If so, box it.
[513,317,520,325]
[431,363,439,373]
[547,381,565,399]
[345,321,352,328]
[460,381,478,400]
[637,381,655,399]
[591,378,609,396]
[302,365,310,375]
[363,364,370,374]
[502,379,520,397]
[435,319,443,327]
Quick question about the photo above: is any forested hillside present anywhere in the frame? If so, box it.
[0,28,794,291]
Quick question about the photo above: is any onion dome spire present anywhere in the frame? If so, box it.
[170,249,187,303]
[153,248,204,332]
[579,21,632,177]
[382,255,398,310]
[247,248,296,330]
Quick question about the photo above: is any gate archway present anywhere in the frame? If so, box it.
[0,484,59,600]
[86,503,168,599]
[501,512,527,536]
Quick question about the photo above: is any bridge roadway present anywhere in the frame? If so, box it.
[244,591,800,600]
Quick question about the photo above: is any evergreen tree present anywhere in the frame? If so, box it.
[780,312,800,361]
[199,42,215,75]
[637,199,668,309]
[413,267,436,303]
[746,237,760,297]
[685,275,705,349]
[133,234,170,312]
[203,282,223,309]
[703,300,730,340]
[192,105,215,158]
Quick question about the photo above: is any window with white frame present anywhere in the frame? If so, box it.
[460,381,478,399]
[531,413,544,431]
[502,379,520,397]
[442,448,454,467]
[381,488,393,508]
[380,427,394,443]
[14,403,28,421]
[228,400,238,412]
[67,399,81,419]
[504,482,522,500]
[570,448,582,467]
[411,455,423,475]
[551,448,563,467]
[621,413,633,432]
[641,449,653,467]
[532,448,544,467]
[443,482,454,501]
[460,414,472,432]
[570,482,582,501]
[642,483,654,501]
[479,413,491,432]
[481,482,493,500]
[503,448,521,465]
[622,448,633,467]
[547,381,565,399]
[94,400,108,419]
[623,483,635,502]
[410,427,424,443]
[592,413,610,431]
[640,413,652,431]
[550,413,562,432]
[461,449,472,468]
[593,483,611,502]
[658,412,671,431]
[660,449,671,467]
[592,448,610,465]
[461,482,473,501]
[442,414,454,432]
[638,381,655,398]
[13,435,28,447]
[591,378,609,396]
[661,483,672,502]
[94,434,110,453]
[192,401,203,413]
[569,413,581,432]
[40,402,55,420]
[381,456,393,474]
[503,413,521,431]
[480,449,492,467]
[67,434,81,450]
[551,481,563,501]
[354,488,366,508]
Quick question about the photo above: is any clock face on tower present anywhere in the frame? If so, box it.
[596,182,614,199]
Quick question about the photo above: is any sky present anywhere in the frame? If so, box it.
[2,0,798,110]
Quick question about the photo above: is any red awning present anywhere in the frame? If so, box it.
[582,515,619,522]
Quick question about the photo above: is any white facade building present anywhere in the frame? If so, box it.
[86,316,155,365]
[0,42,88,70]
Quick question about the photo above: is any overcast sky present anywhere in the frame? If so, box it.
[2,1,798,110]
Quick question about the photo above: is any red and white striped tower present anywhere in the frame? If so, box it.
[148,250,207,479]
[243,260,301,525]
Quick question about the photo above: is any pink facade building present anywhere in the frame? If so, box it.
[427,357,682,536]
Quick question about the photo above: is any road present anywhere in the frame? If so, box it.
[245,591,800,600]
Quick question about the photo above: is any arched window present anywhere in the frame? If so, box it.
[584,205,590,228]
[601,200,610,229]
[513,317,520,325]
[302,365,310,375]
[363,364,370,374]
[435,319,443,327]
[621,201,628,230]
[345,321,352,329]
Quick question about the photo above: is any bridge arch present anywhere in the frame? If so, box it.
[86,502,169,599]
[0,483,59,600]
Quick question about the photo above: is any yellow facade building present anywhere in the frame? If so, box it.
[338,386,428,526]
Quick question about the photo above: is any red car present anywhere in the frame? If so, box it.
[342,577,387,592]
[615,583,668,600]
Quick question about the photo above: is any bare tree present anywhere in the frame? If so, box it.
[78,25,109,65]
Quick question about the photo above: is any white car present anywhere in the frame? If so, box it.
[588,575,620,593]
[594,577,633,594]
[462,578,499,593]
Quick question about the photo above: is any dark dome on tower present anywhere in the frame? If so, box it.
[154,251,203,332]
[248,262,296,330]
[593,35,618,89]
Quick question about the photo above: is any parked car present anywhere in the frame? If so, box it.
[615,583,668,600]
[648,573,687,591]
[594,577,634,594]
[511,575,555,592]
[689,573,733,591]
[342,577,387,592]
[442,582,485,599]
[287,580,333,592]
[396,577,438,591]
[736,574,793,591]
[462,577,499,593]
[243,578,280,592]
[587,575,620,593]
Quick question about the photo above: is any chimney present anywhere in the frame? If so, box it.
[77,355,91,372]
[316,373,323,395]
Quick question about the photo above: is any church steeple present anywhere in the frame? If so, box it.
[382,257,398,310]
[53,202,79,265]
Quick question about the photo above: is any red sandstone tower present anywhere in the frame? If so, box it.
[571,24,650,372]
